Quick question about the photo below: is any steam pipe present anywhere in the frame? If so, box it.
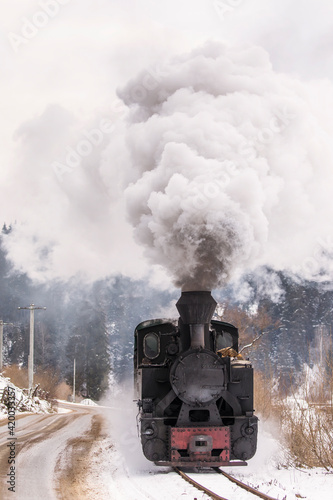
[189,324,205,348]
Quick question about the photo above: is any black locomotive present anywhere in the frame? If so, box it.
[134,290,258,467]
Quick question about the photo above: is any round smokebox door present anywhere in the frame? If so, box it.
[170,350,225,406]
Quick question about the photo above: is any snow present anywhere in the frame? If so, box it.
[227,423,333,500]
[80,398,99,406]
[15,412,93,500]
[0,374,53,417]
[85,385,333,500]
[56,406,72,414]
[2,374,331,499]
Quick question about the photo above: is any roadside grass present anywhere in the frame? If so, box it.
[2,364,71,402]
[255,359,333,470]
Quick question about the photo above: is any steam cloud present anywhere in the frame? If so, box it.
[116,41,333,291]
[4,41,333,291]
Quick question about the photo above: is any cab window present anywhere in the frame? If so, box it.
[144,332,160,359]
[216,331,233,351]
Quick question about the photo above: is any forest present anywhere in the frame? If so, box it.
[0,224,332,401]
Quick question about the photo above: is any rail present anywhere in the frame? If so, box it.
[214,468,278,500]
[173,467,279,500]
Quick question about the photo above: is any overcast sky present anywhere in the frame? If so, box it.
[2,0,333,287]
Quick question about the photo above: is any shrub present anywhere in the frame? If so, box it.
[2,364,28,388]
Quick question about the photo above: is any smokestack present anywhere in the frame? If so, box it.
[176,291,217,348]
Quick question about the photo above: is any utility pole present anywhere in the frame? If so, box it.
[0,320,13,372]
[73,358,76,403]
[18,304,46,390]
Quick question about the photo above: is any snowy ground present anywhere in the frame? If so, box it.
[1,375,332,499]
[85,386,333,500]
[0,374,53,417]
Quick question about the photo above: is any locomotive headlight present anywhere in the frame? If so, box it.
[170,349,225,406]
[143,428,154,436]
[142,421,158,439]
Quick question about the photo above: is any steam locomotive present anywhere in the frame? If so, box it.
[134,291,258,467]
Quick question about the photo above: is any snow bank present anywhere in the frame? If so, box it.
[0,374,53,418]
[80,398,98,406]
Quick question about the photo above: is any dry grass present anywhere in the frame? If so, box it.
[2,364,72,402]
[278,362,333,470]
[279,400,333,470]
[254,370,276,421]
[2,364,28,388]
[34,367,62,399]
[254,363,333,470]
[55,381,72,401]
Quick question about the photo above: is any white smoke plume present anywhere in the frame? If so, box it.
[113,41,333,291]
[3,38,333,292]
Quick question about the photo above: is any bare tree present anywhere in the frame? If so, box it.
[216,302,280,355]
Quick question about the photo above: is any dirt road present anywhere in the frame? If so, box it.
[0,402,111,500]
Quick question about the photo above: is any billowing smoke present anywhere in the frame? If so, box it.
[3,41,333,292]
[115,41,333,291]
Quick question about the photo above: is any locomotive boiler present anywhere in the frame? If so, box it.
[134,290,258,467]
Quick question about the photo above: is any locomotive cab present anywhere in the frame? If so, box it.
[134,291,258,467]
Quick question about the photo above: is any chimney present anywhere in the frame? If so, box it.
[176,291,216,348]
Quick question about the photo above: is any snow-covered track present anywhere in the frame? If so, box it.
[213,468,278,500]
[173,467,230,500]
[174,466,279,500]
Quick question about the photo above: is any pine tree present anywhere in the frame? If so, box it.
[66,301,111,400]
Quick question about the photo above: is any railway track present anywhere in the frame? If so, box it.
[173,467,229,500]
[173,467,278,500]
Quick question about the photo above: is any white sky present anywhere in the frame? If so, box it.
[3,0,333,155]
[1,0,333,284]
